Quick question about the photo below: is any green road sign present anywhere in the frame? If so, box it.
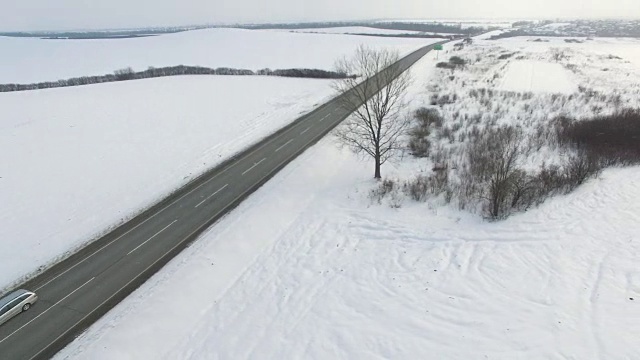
[434,44,444,51]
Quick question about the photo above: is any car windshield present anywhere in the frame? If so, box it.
[0,290,28,309]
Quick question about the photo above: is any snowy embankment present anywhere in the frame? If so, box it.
[55,38,640,359]
[0,28,443,291]
[0,27,436,84]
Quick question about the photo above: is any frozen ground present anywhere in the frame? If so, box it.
[0,27,440,84]
[55,38,640,359]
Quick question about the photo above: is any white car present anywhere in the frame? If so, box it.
[0,289,38,326]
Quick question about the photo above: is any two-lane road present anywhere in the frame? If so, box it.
[0,42,443,359]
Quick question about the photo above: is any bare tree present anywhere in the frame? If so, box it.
[333,45,412,179]
[463,126,525,219]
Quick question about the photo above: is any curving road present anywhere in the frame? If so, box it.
[0,42,443,360]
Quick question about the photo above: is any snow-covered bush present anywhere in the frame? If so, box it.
[408,108,443,157]
[369,178,398,204]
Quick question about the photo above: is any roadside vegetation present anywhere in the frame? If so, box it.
[436,56,467,70]
[368,39,640,220]
[374,107,640,220]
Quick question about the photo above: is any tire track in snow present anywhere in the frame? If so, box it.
[588,251,611,360]
[161,209,332,359]
[244,218,353,359]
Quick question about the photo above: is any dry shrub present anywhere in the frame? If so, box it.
[370,178,397,204]
[408,108,443,157]
[415,107,443,128]
[557,110,640,166]
[457,125,604,219]
[404,175,430,201]
[562,151,603,188]
[462,126,524,219]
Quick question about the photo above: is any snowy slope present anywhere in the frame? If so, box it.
[54,45,640,359]
[593,38,640,69]
[0,28,442,84]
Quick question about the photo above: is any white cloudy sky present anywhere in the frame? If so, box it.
[1,0,638,31]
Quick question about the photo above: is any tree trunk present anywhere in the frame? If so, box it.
[374,154,381,179]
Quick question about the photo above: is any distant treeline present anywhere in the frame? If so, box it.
[0,21,486,42]
[240,21,371,30]
[0,21,482,41]
[369,22,485,35]
[490,28,640,40]
[240,21,486,35]
[489,29,640,40]
[0,65,352,93]
[347,33,456,39]
[488,30,566,40]
[0,24,231,39]
[0,28,193,39]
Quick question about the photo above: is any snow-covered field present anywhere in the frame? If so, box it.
[0,28,439,84]
[54,35,640,359]
[0,29,442,292]
[434,37,640,113]
[496,36,640,69]
[596,38,640,68]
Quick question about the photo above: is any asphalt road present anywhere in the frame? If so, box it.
[0,42,443,360]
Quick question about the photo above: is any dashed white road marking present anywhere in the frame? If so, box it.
[195,184,229,208]
[241,158,266,176]
[275,139,294,152]
[127,220,177,255]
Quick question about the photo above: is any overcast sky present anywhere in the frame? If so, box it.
[1,0,638,31]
